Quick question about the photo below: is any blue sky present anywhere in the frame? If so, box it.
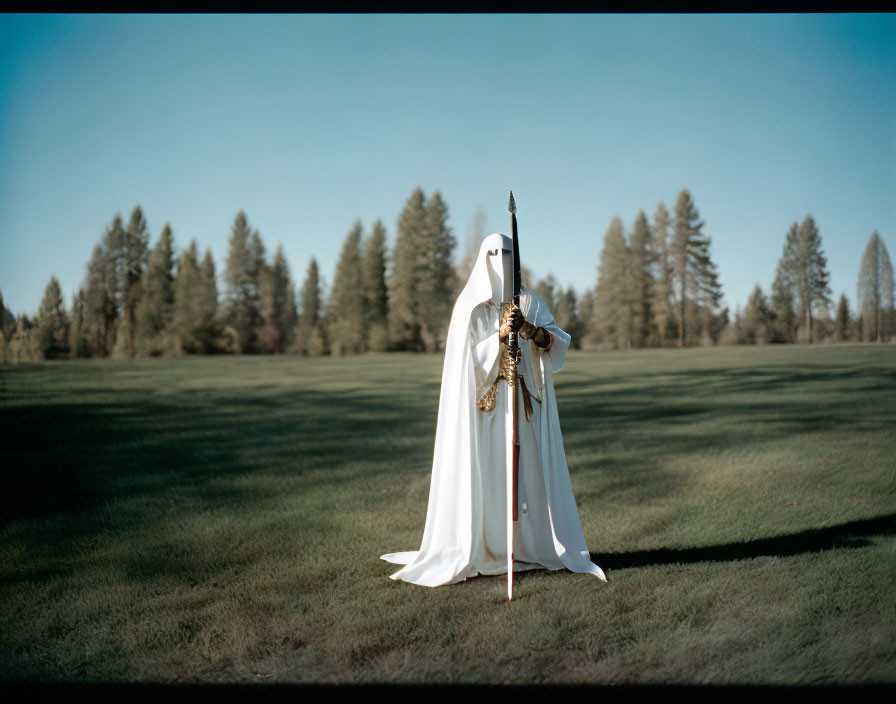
[1,13,894,318]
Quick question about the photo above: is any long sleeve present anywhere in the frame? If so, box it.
[526,293,570,374]
[469,302,502,401]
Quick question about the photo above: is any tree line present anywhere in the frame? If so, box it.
[2,187,894,363]
[583,189,893,349]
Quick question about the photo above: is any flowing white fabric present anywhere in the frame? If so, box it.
[381,233,606,586]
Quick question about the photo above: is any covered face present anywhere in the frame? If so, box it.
[481,234,515,303]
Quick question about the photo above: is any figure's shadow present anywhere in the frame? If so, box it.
[592,512,896,571]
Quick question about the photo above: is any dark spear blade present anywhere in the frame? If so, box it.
[508,191,521,302]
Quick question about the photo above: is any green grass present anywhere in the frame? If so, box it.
[1,345,895,684]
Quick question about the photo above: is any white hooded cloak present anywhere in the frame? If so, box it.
[381,233,606,586]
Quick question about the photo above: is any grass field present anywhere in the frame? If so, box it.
[1,345,895,684]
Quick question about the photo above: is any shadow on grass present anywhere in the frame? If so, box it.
[593,512,896,571]
[0,386,436,531]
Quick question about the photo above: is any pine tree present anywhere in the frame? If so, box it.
[857,231,895,342]
[83,236,117,357]
[389,188,428,351]
[297,257,326,356]
[671,190,723,347]
[835,292,852,342]
[327,221,365,356]
[224,211,265,353]
[136,222,176,354]
[651,202,677,346]
[629,210,656,347]
[770,224,799,343]
[774,216,832,343]
[0,290,16,343]
[554,286,580,348]
[258,244,297,354]
[535,274,559,315]
[36,275,69,359]
[594,216,630,349]
[97,214,126,353]
[419,190,456,351]
[197,248,220,353]
[577,289,595,348]
[742,284,774,344]
[68,289,90,358]
[362,219,389,352]
[173,241,202,353]
[798,215,831,342]
[172,239,219,354]
[105,206,151,356]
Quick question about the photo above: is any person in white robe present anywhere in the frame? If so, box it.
[381,232,606,587]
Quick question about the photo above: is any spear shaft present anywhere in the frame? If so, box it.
[505,191,521,601]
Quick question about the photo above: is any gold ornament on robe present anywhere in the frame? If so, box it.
[477,367,542,422]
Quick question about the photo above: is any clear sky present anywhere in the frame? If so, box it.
[2,13,894,318]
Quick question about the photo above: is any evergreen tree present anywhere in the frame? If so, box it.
[98,214,126,352]
[797,215,832,342]
[389,188,428,351]
[535,274,559,315]
[223,211,265,353]
[0,291,15,342]
[419,190,456,351]
[857,231,895,342]
[297,257,325,355]
[629,210,656,347]
[362,219,389,352]
[68,289,90,358]
[594,216,630,349]
[554,285,580,348]
[173,241,203,353]
[707,307,730,346]
[728,304,745,345]
[107,205,149,357]
[197,248,220,353]
[670,189,723,347]
[136,222,176,353]
[328,221,365,356]
[36,275,69,358]
[83,238,117,357]
[742,284,773,344]
[651,202,677,345]
[173,241,199,352]
[258,244,297,354]
[577,288,595,348]
[835,292,852,342]
[770,225,799,344]
[775,216,831,343]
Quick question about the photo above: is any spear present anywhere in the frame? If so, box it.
[505,191,521,601]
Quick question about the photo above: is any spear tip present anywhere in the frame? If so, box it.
[508,191,516,214]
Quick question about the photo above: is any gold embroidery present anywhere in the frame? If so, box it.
[477,368,542,422]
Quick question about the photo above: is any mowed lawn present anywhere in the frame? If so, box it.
[1,345,894,684]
